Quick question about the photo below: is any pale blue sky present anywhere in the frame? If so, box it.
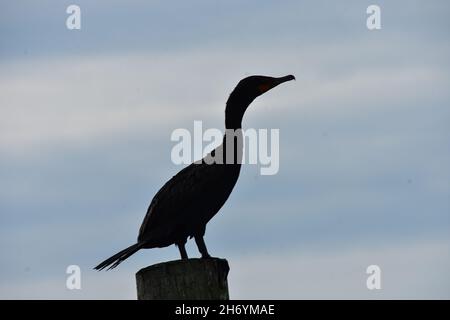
[0,0,449,299]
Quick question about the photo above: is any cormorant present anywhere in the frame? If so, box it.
[95,74,295,270]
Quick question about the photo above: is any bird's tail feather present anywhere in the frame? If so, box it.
[94,243,143,271]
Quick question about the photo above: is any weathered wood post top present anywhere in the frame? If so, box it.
[136,258,230,300]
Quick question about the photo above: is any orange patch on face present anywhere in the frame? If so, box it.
[258,83,272,93]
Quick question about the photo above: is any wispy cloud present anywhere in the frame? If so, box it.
[1,0,449,299]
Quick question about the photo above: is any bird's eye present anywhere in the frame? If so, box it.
[258,83,272,93]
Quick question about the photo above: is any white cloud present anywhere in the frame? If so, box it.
[1,4,449,299]
[228,239,450,299]
[1,40,448,156]
[1,239,448,299]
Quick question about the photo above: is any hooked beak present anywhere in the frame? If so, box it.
[274,74,296,85]
[258,75,296,94]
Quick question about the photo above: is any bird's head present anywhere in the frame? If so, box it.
[225,74,295,128]
[232,74,295,102]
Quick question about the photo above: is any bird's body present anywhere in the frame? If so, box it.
[138,146,242,249]
[95,74,294,270]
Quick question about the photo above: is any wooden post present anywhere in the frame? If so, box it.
[136,258,230,300]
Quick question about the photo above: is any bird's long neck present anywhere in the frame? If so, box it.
[225,107,244,130]
[222,94,251,165]
[225,94,251,130]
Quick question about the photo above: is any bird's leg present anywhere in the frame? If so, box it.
[177,242,188,260]
[195,235,211,259]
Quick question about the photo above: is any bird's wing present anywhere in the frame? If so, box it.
[138,162,224,243]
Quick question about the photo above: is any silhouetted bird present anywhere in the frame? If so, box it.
[95,74,295,270]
